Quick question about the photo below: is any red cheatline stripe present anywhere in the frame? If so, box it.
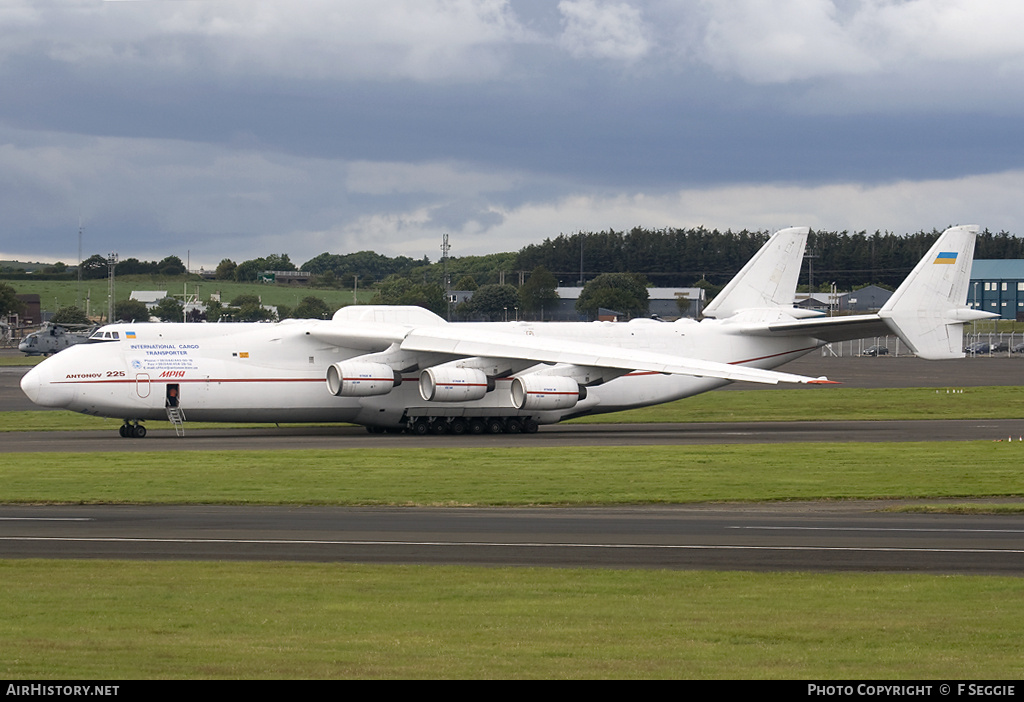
[54,378,323,385]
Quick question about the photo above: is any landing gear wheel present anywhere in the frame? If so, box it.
[133,425,146,438]
[505,418,523,434]
[449,418,468,435]
[468,419,487,435]
[430,419,450,434]
[522,418,539,434]
[486,417,506,434]
[411,418,431,435]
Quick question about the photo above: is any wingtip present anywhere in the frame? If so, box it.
[807,377,841,385]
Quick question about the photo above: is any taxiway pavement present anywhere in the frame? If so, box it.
[2,502,1023,574]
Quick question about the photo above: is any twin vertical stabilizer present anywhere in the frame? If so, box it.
[701,227,809,318]
[879,225,998,359]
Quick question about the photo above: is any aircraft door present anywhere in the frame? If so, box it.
[166,384,180,408]
[135,373,151,399]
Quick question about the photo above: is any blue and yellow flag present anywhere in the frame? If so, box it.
[933,251,958,264]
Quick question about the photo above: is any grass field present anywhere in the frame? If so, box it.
[3,275,369,320]
[3,442,1023,505]
[4,561,1022,679]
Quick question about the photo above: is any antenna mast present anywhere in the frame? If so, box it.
[441,233,451,321]
[77,218,83,309]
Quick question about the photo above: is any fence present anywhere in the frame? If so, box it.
[822,331,1024,357]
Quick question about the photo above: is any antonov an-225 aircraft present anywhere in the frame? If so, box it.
[21,225,994,438]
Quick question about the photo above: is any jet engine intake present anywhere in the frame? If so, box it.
[327,362,400,397]
[510,375,582,410]
[419,367,490,402]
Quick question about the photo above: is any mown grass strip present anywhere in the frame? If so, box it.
[567,386,1024,423]
[2,560,1022,679]
[3,442,1023,505]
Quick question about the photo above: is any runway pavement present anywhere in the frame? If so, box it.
[4,418,1024,453]
[2,502,1023,574]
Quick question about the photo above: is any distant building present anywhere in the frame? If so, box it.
[838,285,893,313]
[261,271,312,286]
[552,287,706,321]
[14,294,41,325]
[130,291,168,310]
[970,260,1024,321]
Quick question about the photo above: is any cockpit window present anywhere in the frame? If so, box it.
[88,330,120,343]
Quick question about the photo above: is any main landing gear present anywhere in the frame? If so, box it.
[119,420,147,438]
[398,416,540,436]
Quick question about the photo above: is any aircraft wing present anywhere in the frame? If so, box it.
[399,326,832,386]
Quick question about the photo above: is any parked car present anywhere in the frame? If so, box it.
[864,345,889,356]
[1012,342,1024,354]
[965,342,990,354]
[991,341,1009,352]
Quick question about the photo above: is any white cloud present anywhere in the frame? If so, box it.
[695,0,1024,84]
[470,170,1024,253]
[699,0,877,82]
[558,0,652,62]
[2,0,533,82]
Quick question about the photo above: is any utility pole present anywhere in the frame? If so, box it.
[77,218,83,309]
[106,252,118,323]
[441,233,451,321]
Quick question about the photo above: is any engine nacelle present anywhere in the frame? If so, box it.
[327,362,400,397]
[510,375,582,411]
[419,367,490,402]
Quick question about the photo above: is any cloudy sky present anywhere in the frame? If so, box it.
[2,0,1023,270]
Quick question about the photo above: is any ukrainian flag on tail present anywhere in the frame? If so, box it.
[933,251,958,264]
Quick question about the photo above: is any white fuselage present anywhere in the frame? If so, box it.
[20,316,821,428]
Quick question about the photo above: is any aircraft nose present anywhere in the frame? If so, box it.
[20,363,76,408]
[20,365,42,404]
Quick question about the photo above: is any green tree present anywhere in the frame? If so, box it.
[519,266,559,319]
[576,273,649,319]
[80,254,110,280]
[234,258,267,282]
[205,299,225,322]
[215,259,237,280]
[158,255,186,276]
[220,294,276,322]
[465,284,521,321]
[371,276,445,315]
[1,282,23,317]
[263,253,296,272]
[234,303,276,322]
[231,294,262,307]
[114,299,150,322]
[152,296,184,322]
[294,296,332,320]
[50,306,91,326]
[455,275,478,291]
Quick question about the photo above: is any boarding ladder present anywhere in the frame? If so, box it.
[165,405,186,437]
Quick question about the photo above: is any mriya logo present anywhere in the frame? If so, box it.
[159,371,186,378]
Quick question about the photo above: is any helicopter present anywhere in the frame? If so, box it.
[19,322,97,356]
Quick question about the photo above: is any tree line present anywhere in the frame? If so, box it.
[7,226,1023,323]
